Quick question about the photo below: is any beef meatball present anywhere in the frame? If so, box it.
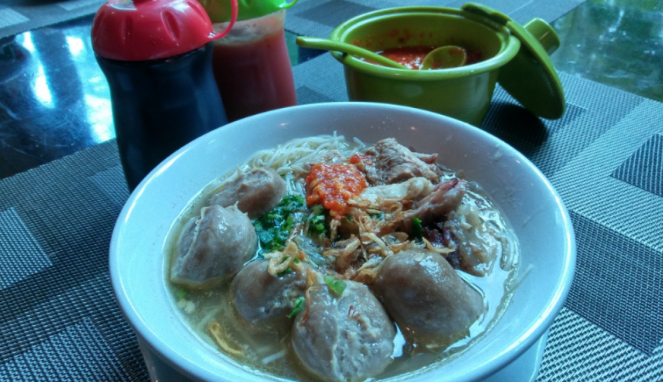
[231,260,307,329]
[372,250,483,347]
[291,281,395,382]
[209,167,287,219]
[170,205,256,287]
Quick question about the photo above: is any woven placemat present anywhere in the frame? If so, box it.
[2,0,663,381]
[1,73,661,382]
[0,141,145,380]
[2,74,661,382]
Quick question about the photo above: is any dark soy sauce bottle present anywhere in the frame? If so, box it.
[91,0,238,191]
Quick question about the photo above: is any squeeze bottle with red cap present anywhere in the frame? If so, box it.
[198,0,298,122]
[91,0,238,190]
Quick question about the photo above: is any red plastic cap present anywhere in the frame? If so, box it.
[92,0,217,61]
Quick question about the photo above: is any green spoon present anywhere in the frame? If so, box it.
[296,36,467,70]
[296,36,408,69]
[421,45,467,70]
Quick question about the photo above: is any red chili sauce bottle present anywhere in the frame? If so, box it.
[199,0,298,122]
[91,0,238,190]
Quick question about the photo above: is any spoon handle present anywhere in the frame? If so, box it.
[296,36,408,69]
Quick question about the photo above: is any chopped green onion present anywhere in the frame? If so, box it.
[258,230,274,245]
[293,258,300,264]
[369,211,384,220]
[277,267,293,277]
[412,217,423,240]
[324,275,347,296]
[175,289,187,300]
[307,207,328,237]
[288,296,306,318]
[252,195,305,255]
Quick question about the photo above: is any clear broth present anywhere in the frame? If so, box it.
[164,137,519,381]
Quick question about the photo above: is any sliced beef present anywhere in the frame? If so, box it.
[359,138,440,185]
[170,205,256,287]
[231,260,307,329]
[379,178,466,235]
[423,223,461,269]
[372,250,483,348]
[407,178,466,227]
[291,281,395,382]
[209,168,286,219]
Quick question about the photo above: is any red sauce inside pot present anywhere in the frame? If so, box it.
[374,45,482,70]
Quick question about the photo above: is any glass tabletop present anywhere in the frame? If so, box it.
[0,0,661,179]
[551,0,663,103]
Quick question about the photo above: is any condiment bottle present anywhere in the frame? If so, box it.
[198,0,298,122]
[91,0,238,190]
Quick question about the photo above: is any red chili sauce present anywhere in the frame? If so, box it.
[305,163,368,219]
[376,45,482,70]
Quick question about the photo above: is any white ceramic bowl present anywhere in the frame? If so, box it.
[110,102,575,382]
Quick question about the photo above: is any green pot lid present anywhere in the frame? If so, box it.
[198,0,298,23]
[462,3,566,119]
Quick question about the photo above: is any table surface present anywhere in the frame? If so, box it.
[0,0,661,179]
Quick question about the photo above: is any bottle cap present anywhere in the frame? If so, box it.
[199,0,297,23]
[92,0,238,61]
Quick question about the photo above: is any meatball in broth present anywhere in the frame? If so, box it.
[209,167,286,219]
[170,204,256,287]
[231,259,307,330]
[291,281,396,382]
[373,250,484,347]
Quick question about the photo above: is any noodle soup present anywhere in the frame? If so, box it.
[166,134,519,381]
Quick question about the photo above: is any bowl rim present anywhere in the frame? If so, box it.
[329,6,522,80]
[109,102,576,382]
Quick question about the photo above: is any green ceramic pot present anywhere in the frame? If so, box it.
[329,7,545,126]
